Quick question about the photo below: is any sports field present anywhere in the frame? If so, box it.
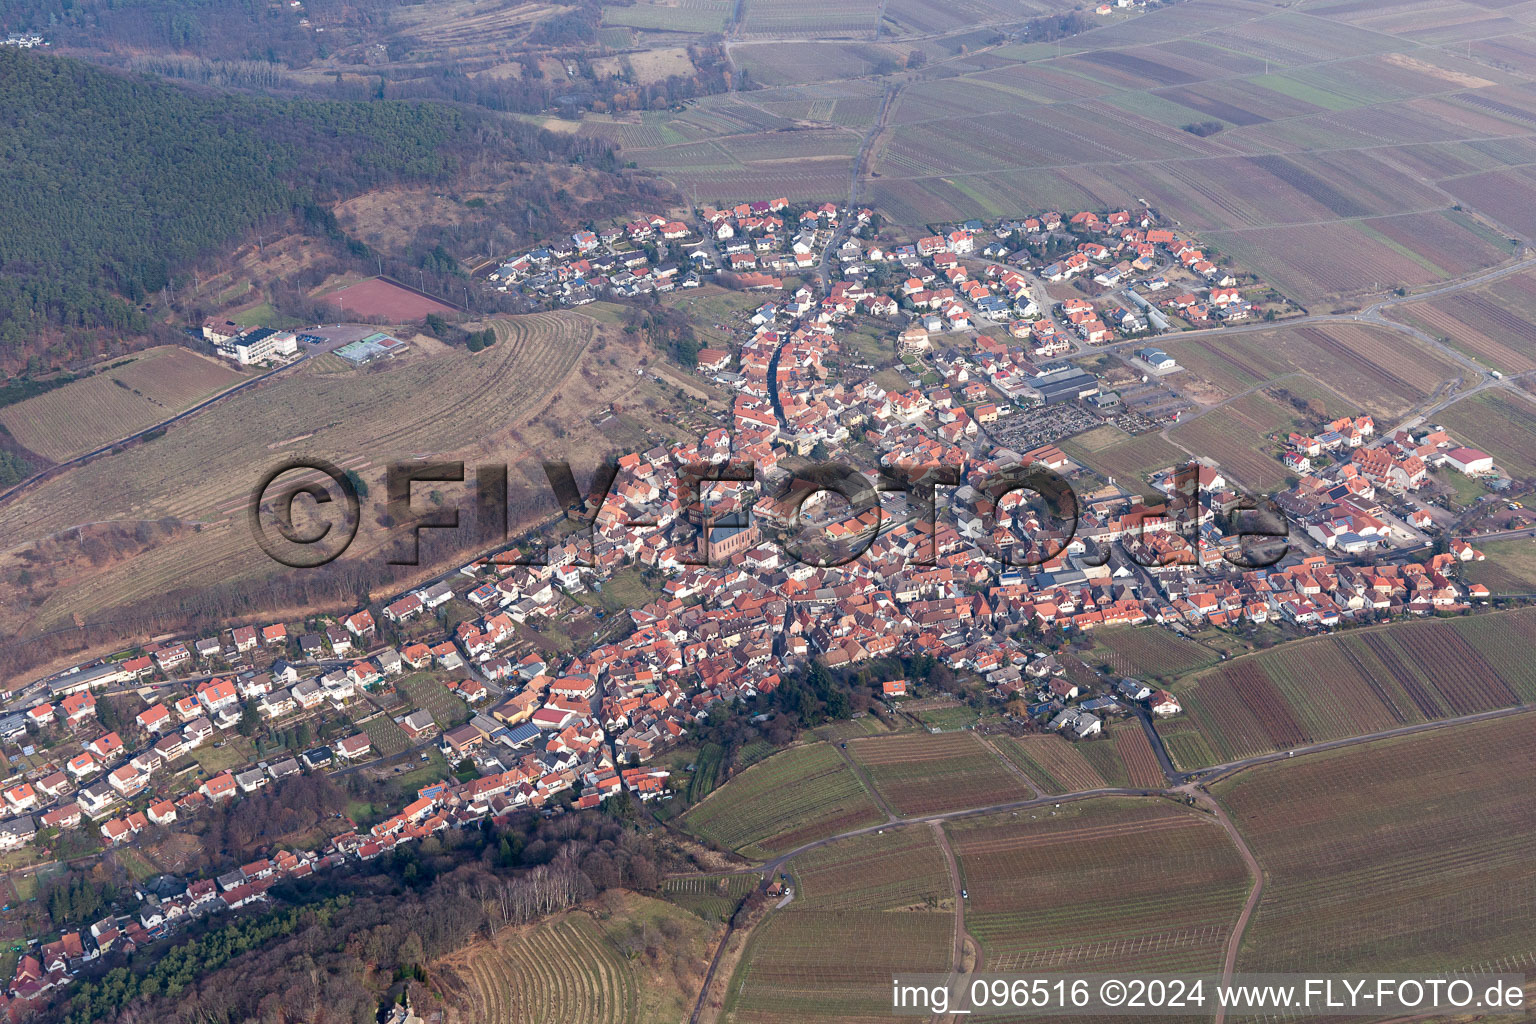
[0,347,247,463]
[321,277,458,320]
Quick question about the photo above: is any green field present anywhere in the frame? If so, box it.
[679,742,885,858]
[1466,537,1536,594]
[357,713,411,758]
[398,674,471,729]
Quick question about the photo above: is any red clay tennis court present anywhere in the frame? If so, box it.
[322,278,456,320]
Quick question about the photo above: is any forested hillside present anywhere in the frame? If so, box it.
[0,0,359,61]
[0,48,617,367]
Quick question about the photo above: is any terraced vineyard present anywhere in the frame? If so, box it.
[947,799,1248,975]
[439,911,635,1024]
[1163,608,1536,765]
[679,743,884,858]
[1216,713,1536,973]
[663,872,761,922]
[847,731,1030,816]
[0,311,614,636]
[436,895,714,1024]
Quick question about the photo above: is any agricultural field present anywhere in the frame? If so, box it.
[846,731,1031,816]
[381,0,562,56]
[662,872,761,922]
[1465,537,1536,594]
[1162,608,1536,767]
[1216,712,1536,974]
[786,827,950,912]
[946,799,1249,974]
[1164,323,1459,421]
[733,42,909,87]
[1437,389,1536,480]
[1062,428,1185,489]
[1113,726,1166,788]
[1169,402,1289,492]
[911,702,979,731]
[0,311,678,640]
[579,0,1536,318]
[435,892,714,1024]
[724,909,953,1022]
[989,734,1107,796]
[0,347,247,463]
[592,47,696,85]
[737,0,881,39]
[1091,627,1218,681]
[679,742,885,857]
[1394,276,1536,374]
[600,0,731,33]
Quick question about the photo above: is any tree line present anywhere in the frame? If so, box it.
[58,805,674,1023]
[0,47,616,368]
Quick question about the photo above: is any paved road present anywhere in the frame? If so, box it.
[814,84,898,293]
[931,820,977,1024]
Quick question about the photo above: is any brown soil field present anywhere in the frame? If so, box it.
[0,311,678,645]
[946,799,1249,974]
[1165,322,1458,419]
[321,277,458,320]
[0,347,248,463]
[1215,712,1536,974]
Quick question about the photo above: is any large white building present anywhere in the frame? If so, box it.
[203,321,298,365]
[1443,446,1494,476]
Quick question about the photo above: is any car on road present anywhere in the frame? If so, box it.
[961,889,968,899]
